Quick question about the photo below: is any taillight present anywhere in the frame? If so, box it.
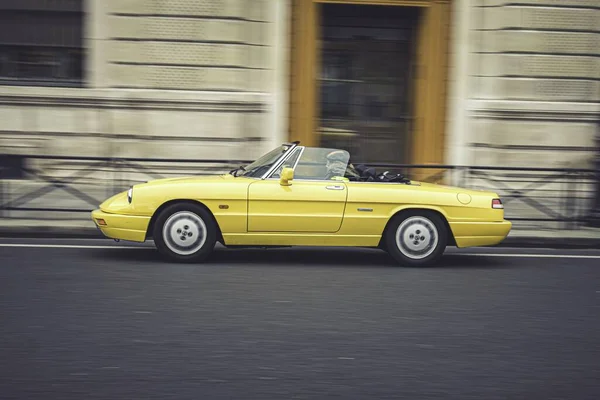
[492,198,503,209]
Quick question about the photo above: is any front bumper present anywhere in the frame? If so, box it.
[91,209,151,243]
[449,220,512,248]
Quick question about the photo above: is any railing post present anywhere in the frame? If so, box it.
[112,158,119,196]
[461,166,469,189]
[561,172,568,230]
[564,171,576,230]
[576,170,585,229]
[588,160,600,228]
[0,166,4,218]
[106,158,114,200]
[586,92,600,228]
[116,158,122,193]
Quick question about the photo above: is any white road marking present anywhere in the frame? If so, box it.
[457,253,600,259]
[0,244,146,249]
[0,243,599,259]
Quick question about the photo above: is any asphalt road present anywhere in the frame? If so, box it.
[1,239,599,400]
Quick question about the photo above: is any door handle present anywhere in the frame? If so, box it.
[326,185,344,190]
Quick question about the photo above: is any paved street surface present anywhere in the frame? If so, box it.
[1,239,599,400]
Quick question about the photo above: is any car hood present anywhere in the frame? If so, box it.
[135,174,236,187]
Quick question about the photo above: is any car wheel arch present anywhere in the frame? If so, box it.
[145,199,224,244]
[378,207,457,249]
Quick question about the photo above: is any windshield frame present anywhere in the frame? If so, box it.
[262,146,351,181]
[238,141,300,179]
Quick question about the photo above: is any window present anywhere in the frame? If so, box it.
[0,0,84,86]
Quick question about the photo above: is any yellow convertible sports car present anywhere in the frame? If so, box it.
[91,141,511,267]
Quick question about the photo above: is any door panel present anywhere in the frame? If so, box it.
[247,180,347,233]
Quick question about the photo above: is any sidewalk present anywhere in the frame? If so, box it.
[0,218,599,249]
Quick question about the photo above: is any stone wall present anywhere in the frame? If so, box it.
[461,0,600,169]
[0,0,289,164]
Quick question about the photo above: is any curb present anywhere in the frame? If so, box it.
[498,236,600,250]
[0,226,599,249]
[0,226,104,239]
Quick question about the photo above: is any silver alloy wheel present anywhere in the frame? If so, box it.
[162,211,207,256]
[395,216,439,260]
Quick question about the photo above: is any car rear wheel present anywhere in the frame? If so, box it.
[153,203,217,263]
[385,211,447,267]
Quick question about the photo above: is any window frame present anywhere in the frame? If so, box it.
[0,1,85,87]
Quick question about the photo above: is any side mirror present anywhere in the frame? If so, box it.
[280,167,294,186]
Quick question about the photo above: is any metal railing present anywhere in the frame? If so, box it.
[0,154,598,230]
[0,155,252,215]
[367,163,598,230]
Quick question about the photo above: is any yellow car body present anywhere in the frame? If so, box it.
[91,142,511,266]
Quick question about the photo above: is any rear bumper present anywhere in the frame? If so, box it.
[91,209,151,243]
[449,220,512,248]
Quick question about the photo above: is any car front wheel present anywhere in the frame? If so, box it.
[153,203,217,263]
[385,211,447,267]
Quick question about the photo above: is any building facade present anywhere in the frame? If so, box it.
[452,0,600,170]
[0,0,289,164]
[0,0,599,171]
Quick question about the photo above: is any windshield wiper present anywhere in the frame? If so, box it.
[229,165,246,177]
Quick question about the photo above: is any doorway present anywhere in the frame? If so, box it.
[318,4,419,164]
[288,0,451,166]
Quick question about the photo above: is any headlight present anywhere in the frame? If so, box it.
[127,187,133,204]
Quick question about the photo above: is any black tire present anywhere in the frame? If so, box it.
[384,210,448,267]
[153,202,217,263]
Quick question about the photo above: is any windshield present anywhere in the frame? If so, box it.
[239,145,290,178]
[268,147,353,180]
